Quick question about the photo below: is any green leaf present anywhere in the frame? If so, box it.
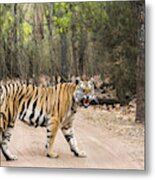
[59,27,63,33]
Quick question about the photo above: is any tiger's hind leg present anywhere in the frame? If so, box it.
[0,128,17,161]
[45,117,60,158]
[61,120,86,158]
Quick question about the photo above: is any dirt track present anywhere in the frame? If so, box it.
[1,108,144,170]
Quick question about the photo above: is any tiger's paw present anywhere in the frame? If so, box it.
[71,148,87,158]
[47,152,59,159]
[7,154,18,161]
[77,150,87,158]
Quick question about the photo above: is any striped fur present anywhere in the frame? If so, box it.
[0,79,95,160]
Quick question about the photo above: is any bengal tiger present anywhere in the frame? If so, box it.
[0,78,96,161]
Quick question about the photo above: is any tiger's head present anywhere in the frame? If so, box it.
[73,77,96,108]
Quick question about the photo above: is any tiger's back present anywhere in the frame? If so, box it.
[0,81,76,128]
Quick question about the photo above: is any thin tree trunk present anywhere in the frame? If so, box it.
[78,25,84,76]
[58,4,68,81]
[71,5,78,76]
[71,24,78,76]
[45,3,54,76]
[78,4,87,76]
[14,4,18,44]
[31,4,42,82]
[60,32,68,80]
[135,1,145,123]
[12,3,21,77]
[36,4,44,40]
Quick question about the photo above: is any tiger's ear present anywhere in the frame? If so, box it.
[90,77,95,85]
[75,77,81,85]
[71,76,81,85]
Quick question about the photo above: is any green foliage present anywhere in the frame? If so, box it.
[0,2,140,101]
[22,22,32,44]
[88,1,138,102]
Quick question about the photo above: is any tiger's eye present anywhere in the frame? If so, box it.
[82,88,85,93]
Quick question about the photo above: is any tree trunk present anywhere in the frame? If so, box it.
[13,4,18,44]
[31,4,40,81]
[45,3,54,76]
[12,3,21,77]
[71,5,78,76]
[78,5,87,77]
[60,32,68,80]
[135,1,145,123]
[58,4,68,81]
[71,23,78,76]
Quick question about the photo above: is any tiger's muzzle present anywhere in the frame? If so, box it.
[80,95,94,108]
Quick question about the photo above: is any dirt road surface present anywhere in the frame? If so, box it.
[1,108,144,170]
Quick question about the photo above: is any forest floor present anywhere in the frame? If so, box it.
[1,105,144,170]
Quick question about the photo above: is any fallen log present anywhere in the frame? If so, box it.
[90,98,122,106]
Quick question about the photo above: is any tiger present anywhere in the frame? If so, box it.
[0,78,96,161]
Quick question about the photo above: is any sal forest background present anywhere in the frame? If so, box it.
[0,1,145,123]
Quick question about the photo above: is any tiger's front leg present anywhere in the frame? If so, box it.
[0,128,18,161]
[45,117,59,158]
[61,120,86,158]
